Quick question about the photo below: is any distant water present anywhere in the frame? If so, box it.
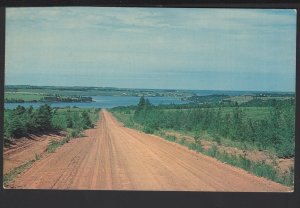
[5,90,292,110]
[4,96,188,109]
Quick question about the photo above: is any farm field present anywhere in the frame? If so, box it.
[5,92,45,102]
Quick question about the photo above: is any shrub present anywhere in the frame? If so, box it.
[70,129,80,138]
[143,126,155,134]
[165,135,176,142]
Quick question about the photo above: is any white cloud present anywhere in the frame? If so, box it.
[5,7,296,90]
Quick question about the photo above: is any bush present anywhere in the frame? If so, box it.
[165,135,176,142]
[143,126,155,134]
[70,129,81,138]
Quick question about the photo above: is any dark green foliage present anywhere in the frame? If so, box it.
[34,104,53,131]
[81,111,93,128]
[8,116,27,138]
[115,98,295,158]
[112,101,295,187]
[135,96,146,114]
[70,129,81,138]
[165,135,176,142]
[42,95,93,102]
[143,126,155,134]
[51,108,98,133]
[4,105,99,141]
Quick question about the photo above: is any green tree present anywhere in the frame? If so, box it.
[81,111,92,128]
[34,104,52,131]
[136,96,146,113]
[25,106,37,133]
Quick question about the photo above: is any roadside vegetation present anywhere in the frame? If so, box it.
[4,105,100,144]
[3,158,38,187]
[111,96,295,187]
[4,105,100,187]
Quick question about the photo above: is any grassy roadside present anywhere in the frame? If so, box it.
[161,132,294,186]
[46,128,85,153]
[111,110,294,187]
[3,155,41,187]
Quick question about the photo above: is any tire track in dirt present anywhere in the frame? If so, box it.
[7,109,291,191]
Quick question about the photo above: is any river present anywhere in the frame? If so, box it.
[4,96,189,109]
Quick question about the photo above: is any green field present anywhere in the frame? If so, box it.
[5,85,194,98]
[160,106,271,120]
[5,92,45,102]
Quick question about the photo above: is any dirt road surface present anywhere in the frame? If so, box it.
[8,110,291,191]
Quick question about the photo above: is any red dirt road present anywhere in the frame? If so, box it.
[8,110,291,191]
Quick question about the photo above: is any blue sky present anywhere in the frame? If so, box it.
[5,8,297,91]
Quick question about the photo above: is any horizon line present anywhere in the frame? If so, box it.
[4,84,296,94]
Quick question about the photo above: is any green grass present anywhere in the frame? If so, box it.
[5,92,44,102]
[211,106,270,120]
[175,137,293,186]
[3,158,39,187]
[165,135,176,142]
[112,111,141,130]
[46,137,70,153]
[152,127,293,186]
[227,95,253,104]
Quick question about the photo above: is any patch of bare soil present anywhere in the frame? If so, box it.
[3,132,66,174]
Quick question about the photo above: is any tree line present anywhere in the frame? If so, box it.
[131,97,295,158]
[4,104,98,142]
